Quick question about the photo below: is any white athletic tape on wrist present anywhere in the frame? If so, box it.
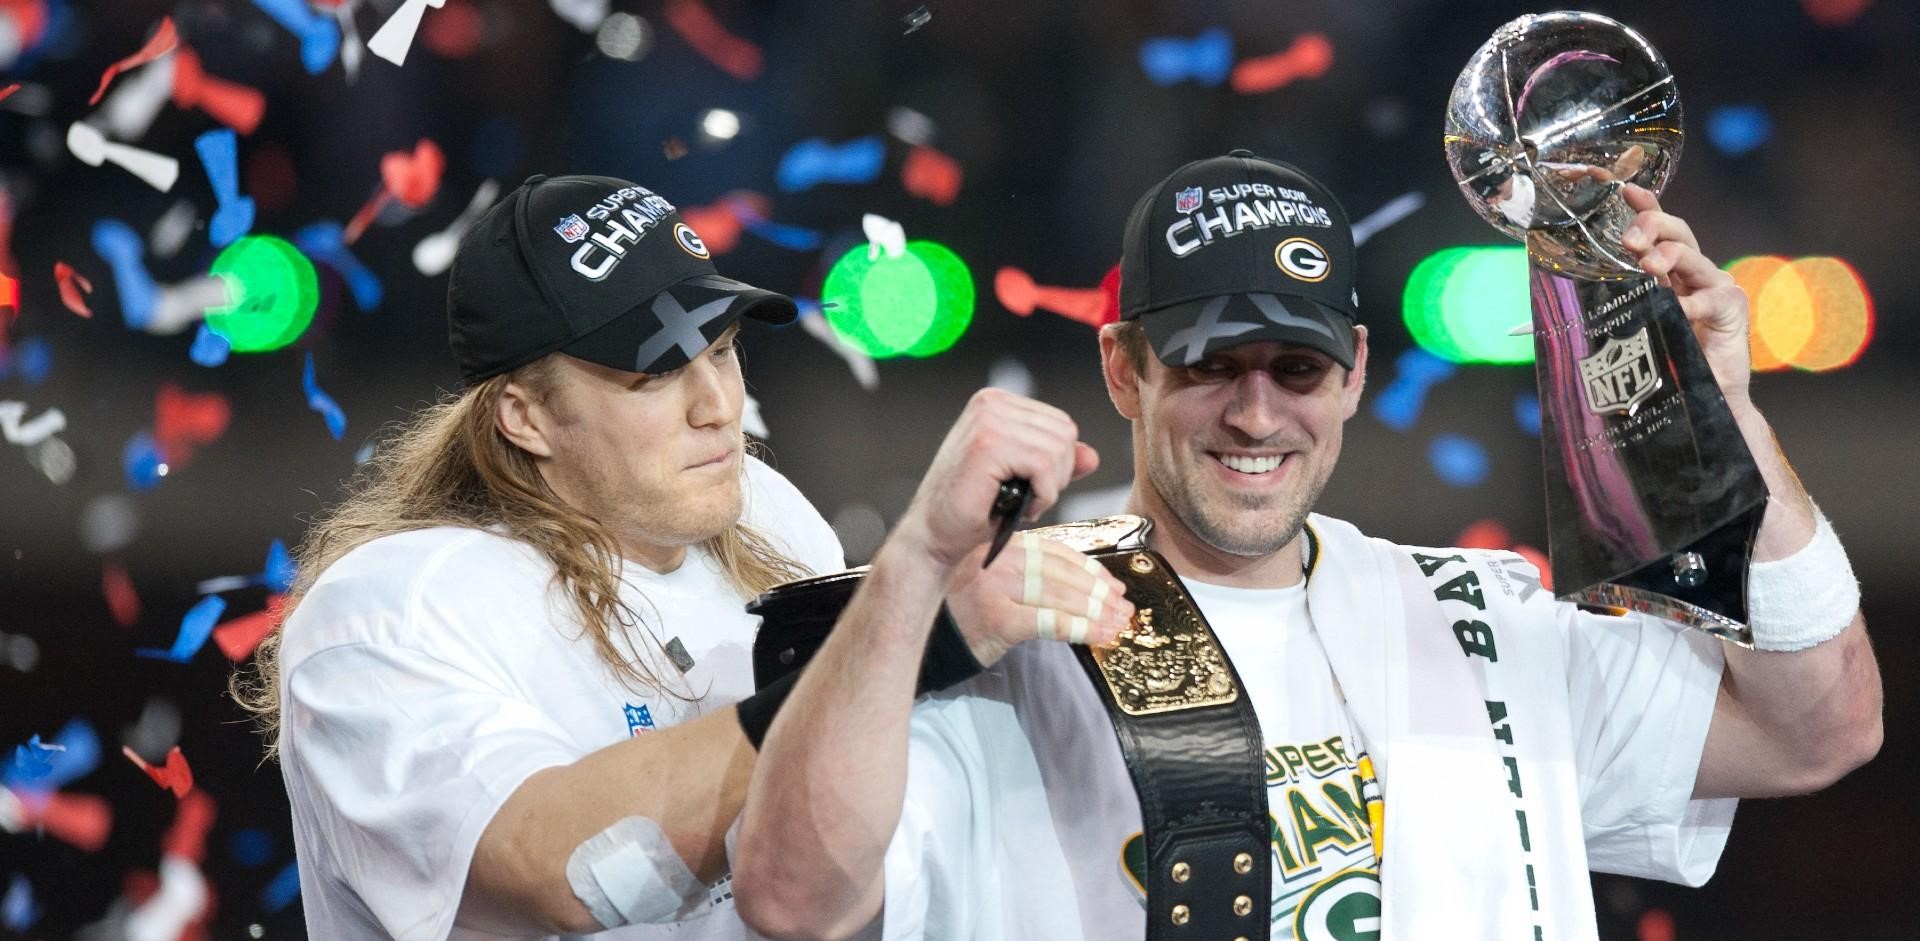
[1746,506,1859,652]
[1022,533,1044,606]
[1036,607,1056,640]
[567,815,706,928]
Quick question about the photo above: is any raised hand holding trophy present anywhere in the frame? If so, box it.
[1444,11,1768,643]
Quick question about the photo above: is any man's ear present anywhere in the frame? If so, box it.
[1100,326,1144,421]
[496,380,556,458]
[1340,324,1370,420]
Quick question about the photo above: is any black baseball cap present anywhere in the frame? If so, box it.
[447,174,797,385]
[1119,151,1360,368]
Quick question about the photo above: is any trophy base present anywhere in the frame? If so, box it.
[1570,582,1754,647]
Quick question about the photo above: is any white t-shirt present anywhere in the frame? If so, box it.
[278,456,842,941]
[879,548,1726,941]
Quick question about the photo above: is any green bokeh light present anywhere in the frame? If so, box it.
[204,235,319,353]
[1401,246,1532,365]
[821,240,974,359]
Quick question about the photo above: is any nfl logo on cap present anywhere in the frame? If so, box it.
[554,213,590,244]
[1174,186,1203,214]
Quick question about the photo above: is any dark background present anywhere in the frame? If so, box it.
[2,1,1913,938]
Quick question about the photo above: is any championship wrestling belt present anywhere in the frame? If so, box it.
[748,516,1272,941]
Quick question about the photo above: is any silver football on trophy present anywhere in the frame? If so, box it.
[1443,11,1682,279]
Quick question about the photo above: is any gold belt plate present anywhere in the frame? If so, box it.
[1086,551,1239,716]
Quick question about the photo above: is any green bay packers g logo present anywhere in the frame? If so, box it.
[675,223,711,258]
[1274,237,1331,282]
[1293,869,1380,941]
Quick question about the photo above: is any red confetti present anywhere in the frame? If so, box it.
[89,16,180,106]
[1456,519,1511,549]
[995,266,1115,328]
[171,45,265,136]
[103,558,142,627]
[1099,263,1121,325]
[0,83,18,103]
[1452,518,1552,591]
[162,790,215,864]
[0,187,17,278]
[213,595,285,661]
[154,383,231,469]
[381,138,446,208]
[1229,33,1333,94]
[346,139,446,244]
[20,790,113,851]
[0,1,46,49]
[420,0,485,58]
[0,269,16,313]
[679,203,744,256]
[1802,0,1874,27]
[123,744,194,798]
[902,146,963,206]
[55,261,93,317]
[664,0,764,81]
[1636,908,1676,941]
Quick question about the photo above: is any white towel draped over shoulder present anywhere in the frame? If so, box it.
[1304,514,1735,939]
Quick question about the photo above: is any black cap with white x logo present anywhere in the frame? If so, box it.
[1118,151,1360,368]
[447,174,797,385]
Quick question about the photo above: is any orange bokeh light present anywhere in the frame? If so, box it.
[1725,254,1873,372]
[1787,257,1874,371]
[1727,255,1792,370]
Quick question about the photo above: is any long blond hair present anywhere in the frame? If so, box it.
[230,357,811,757]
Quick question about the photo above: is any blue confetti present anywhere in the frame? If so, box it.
[1513,390,1542,438]
[123,429,166,491]
[2,874,36,933]
[250,0,341,75]
[295,221,384,311]
[1429,434,1491,487]
[777,136,885,193]
[91,218,158,330]
[1371,348,1456,431]
[1705,104,1771,157]
[1,336,53,386]
[136,595,226,663]
[263,538,297,594]
[261,860,301,913]
[230,828,277,868]
[2,719,100,793]
[196,129,255,248]
[303,353,347,440]
[190,323,232,367]
[1138,28,1232,87]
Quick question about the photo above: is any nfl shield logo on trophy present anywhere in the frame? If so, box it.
[1579,327,1663,416]
[1174,186,1203,214]
[554,213,590,244]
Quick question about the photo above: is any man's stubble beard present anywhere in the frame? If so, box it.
[1143,434,1330,559]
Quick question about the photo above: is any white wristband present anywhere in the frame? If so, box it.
[1745,506,1859,652]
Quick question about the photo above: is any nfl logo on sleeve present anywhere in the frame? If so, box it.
[624,703,656,736]
[1174,186,1203,214]
[554,213,590,243]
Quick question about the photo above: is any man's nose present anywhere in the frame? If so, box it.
[1222,372,1288,440]
[684,355,733,427]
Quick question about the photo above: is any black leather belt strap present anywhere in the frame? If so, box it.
[1075,548,1270,941]
[746,517,1273,941]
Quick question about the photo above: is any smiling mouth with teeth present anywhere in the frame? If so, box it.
[1215,453,1285,475]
